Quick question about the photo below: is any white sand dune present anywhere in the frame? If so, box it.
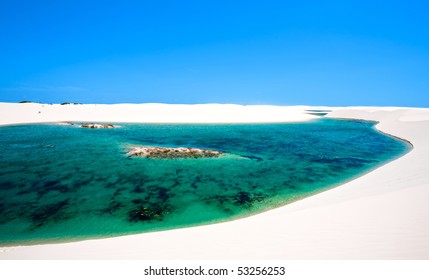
[0,103,316,125]
[0,103,428,259]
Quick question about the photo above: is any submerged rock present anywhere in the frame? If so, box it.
[127,146,223,159]
[81,123,115,129]
[128,203,170,222]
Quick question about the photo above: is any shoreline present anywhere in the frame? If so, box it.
[0,103,428,259]
[333,117,415,148]
[374,124,415,148]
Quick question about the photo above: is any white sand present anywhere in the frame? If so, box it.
[0,103,428,259]
[0,103,317,125]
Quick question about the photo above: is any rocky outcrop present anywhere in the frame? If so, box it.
[81,123,115,129]
[127,146,223,159]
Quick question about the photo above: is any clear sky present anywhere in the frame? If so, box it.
[0,0,428,106]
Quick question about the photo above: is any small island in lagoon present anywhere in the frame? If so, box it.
[127,146,223,159]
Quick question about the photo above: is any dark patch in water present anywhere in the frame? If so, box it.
[104,182,118,189]
[30,199,70,228]
[74,176,95,188]
[283,181,298,190]
[144,185,173,200]
[132,185,145,193]
[36,180,69,197]
[131,198,145,204]
[232,191,267,207]
[16,188,32,196]
[0,203,5,216]
[171,178,180,188]
[156,187,171,200]
[113,187,127,197]
[100,201,124,215]
[312,157,375,168]
[95,176,109,182]
[128,203,171,222]
[207,191,268,211]
[0,181,18,191]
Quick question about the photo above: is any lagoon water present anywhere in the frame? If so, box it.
[0,119,409,245]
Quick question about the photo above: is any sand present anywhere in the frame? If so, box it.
[0,103,317,125]
[0,103,428,259]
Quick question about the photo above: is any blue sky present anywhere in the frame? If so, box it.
[0,0,428,106]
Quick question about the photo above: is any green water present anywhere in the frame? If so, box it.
[0,119,410,245]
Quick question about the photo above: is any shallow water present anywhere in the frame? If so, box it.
[0,119,409,245]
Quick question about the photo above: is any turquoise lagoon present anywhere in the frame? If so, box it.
[0,119,410,245]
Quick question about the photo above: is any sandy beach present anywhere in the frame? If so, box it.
[0,103,428,259]
[0,103,317,125]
